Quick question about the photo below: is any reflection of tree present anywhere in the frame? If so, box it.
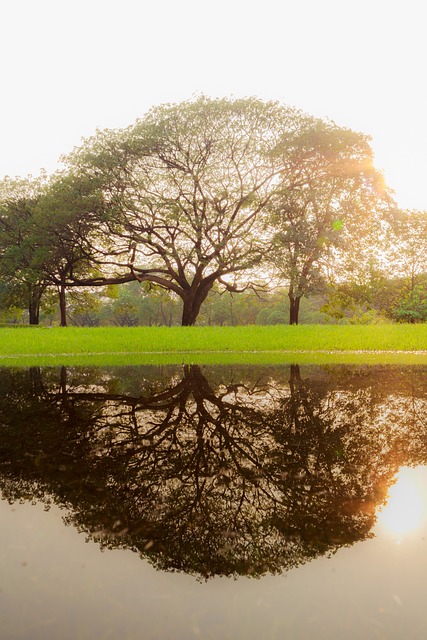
[1,364,427,579]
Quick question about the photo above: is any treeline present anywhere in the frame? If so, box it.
[1,96,426,326]
[0,281,328,327]
[4,275,427,327]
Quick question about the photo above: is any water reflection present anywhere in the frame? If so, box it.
[376,466,427,541]
[1,363,427,579]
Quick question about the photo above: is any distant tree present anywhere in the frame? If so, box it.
[323,208,427,324]
[255,294,328,325]
[320,262,399,323]
[0,281,25,322]
[266,120,387,324]
[392,284,427,323]
[98,281,181,326]
[0,281,24,324]
[384,208,427,293]
[67,289,104,326]
[64,97,318,326]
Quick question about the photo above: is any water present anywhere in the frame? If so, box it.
[1,364,427,639]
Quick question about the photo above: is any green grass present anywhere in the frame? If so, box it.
[1,324,427,366]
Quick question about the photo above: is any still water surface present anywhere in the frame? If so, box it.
[1,364,427,639]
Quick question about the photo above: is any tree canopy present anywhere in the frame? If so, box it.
[0,95,418,326]
[266,120,387,323]
[64,97,317,324]
[0,175,49,324]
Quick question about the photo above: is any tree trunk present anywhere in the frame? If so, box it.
[29,299,39,325]
[59,284,67,327]
[181,300,201,326]
[28,286,43,325]
[181,285,211,326]
[289,294,301,325]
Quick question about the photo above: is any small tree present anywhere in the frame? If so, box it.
[267,121,386,324]
[384,208,427,294]
[0,175,49,324]
[32,173,122,326]
[0,173,113,325]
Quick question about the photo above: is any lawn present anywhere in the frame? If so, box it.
[1,324,427,366]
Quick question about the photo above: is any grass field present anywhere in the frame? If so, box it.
[1,324,427,366]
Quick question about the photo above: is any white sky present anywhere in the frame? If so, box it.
[1,0,426,209]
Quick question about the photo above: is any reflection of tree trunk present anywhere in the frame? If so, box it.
[60,366,67,395]
[289,364,302,393]
[288,364,303,436]
[182,364,212,393]
[28,367,44,393]
[59,284,67,327]
[289,294,301,325]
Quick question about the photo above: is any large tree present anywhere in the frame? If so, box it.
[266,120,386,324]
[64,97,313,325]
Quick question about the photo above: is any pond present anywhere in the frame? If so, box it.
[1,363,427,639]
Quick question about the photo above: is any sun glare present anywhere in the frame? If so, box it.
[376,467,427,541]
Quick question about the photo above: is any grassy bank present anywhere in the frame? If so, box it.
[1,324,427,366]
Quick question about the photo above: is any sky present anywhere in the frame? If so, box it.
[1,0,426,209]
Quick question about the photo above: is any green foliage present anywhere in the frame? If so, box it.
[383,208,427,292]
[337,309,391,325]
[256,296,328,325]
[68,290,104,327]
[109,282,178,326]
[0,176,48,305]
[39,288,60,326]
[392,285,427,323]
[263,309,289,325]
[320,269,404,324]
[0,305,24,325]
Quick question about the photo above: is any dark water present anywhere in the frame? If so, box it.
[1,364,427,639]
